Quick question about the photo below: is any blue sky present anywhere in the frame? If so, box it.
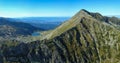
[0,0,120,17]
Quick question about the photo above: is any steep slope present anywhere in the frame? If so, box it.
[45,9,120,40]
[0,17,43,37]
[1,9,120,63]
[44,9,93,39]
[41,10,120,63]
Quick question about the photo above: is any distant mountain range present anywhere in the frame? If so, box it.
[0,17,43,37]
[9,17,70,30]
[107,15,120,18]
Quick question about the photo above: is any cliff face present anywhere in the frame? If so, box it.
[1,9,120,63]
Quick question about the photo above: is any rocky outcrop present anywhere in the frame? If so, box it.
[0,43,30,63]
[0,53,3,63]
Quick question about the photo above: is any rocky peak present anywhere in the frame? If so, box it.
[44,9,96,39]
[80,9,91,15]
[76,9,108,22]
[72,9,92,19]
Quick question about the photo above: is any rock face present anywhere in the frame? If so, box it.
[1,9,120,63]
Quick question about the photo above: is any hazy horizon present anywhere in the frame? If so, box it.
[2,15,120,18]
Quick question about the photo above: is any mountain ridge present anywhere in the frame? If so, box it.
[44,9,112,39]
[41,9,120,63]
